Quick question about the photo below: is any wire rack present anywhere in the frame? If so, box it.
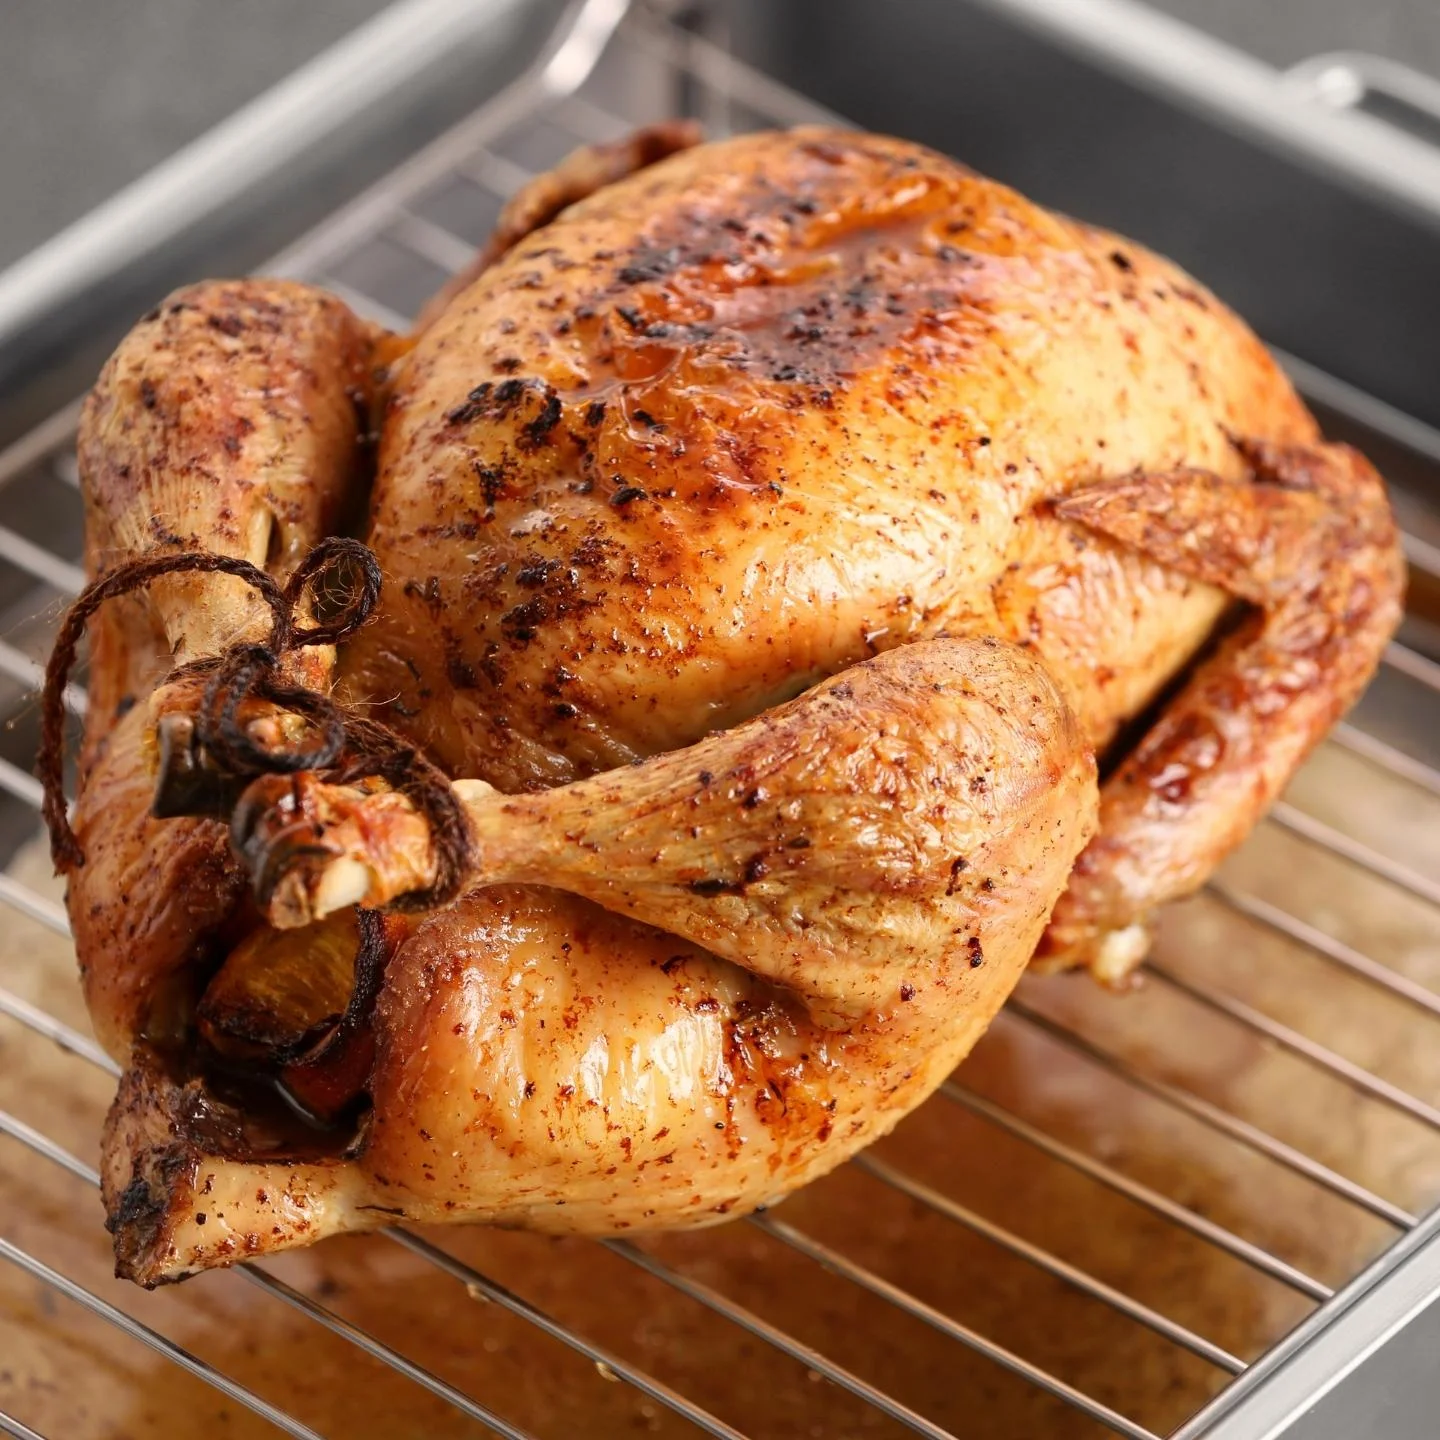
[4,2,1440,1437]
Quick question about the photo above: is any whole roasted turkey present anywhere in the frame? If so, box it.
[41,124,1403,1286]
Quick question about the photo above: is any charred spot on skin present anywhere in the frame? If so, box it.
[446,656,479,690]
[108,1175,163,1233]
[139,378,159,411]
[516,559,560,589]
[946,855,968,895]
[611,485,648,508]
[617,246,682,286]
[1109,250,1134,273]
[446,376,551,430]
[899,983,916,1002]
[967,937,985,968]
[446,381,497,425]
[690,877,740,897]
[521,391,563,448]
[473,463,509,517]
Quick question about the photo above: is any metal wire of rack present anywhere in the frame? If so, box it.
[2,2,1440,1437]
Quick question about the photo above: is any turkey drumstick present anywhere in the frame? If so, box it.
[233,636,1095,1024]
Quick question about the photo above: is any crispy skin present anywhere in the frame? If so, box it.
[1040,442,1403,973]
[238,637,1095,1018]
[80,279,379,695]
[343,128,1309,789]
[70,677,244,1059]
[105,640,1095,1282]
[63,128,1403,1283]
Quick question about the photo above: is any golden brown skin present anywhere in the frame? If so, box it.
[339,126,1400,969]
[80,279,379,684]
[103,638,1093,1282]
[56,127,1402,1284]
[1042,442,1402,974]
[346,129,1292,786]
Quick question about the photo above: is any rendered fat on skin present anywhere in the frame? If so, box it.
[107,638,1094,1282]
[57,125,1402,1285]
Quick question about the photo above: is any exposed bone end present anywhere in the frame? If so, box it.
[232,773,445,928]
[313,857,378,921]
[453,777,499,806]
[102,1047,379,1286]
[151,700,334,822]
[152,713,247,820]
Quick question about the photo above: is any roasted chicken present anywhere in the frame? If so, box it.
[40,124,1403,1286]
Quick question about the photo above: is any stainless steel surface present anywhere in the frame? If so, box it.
[959,0,1440,234]
[0,0,539,350]
[846,1157,1247,1373]
[2,1,1440,1436]
[0,1231,326,1440]
[942,1085,1336,1303]
[739,2,1440,438]
[1174,1209,1440,1438]
[0,0,393,271]
[0,1409,48,1440]
[1142,0,1440,77]
[1003,1004,1418,1230]
[1286,51,1440,132]
[742,1214,1164,1440]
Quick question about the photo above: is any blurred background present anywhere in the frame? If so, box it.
[5,0,1440,270]
[6,0,1440,435]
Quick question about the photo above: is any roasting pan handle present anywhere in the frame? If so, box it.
[1286,52,1440,144]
